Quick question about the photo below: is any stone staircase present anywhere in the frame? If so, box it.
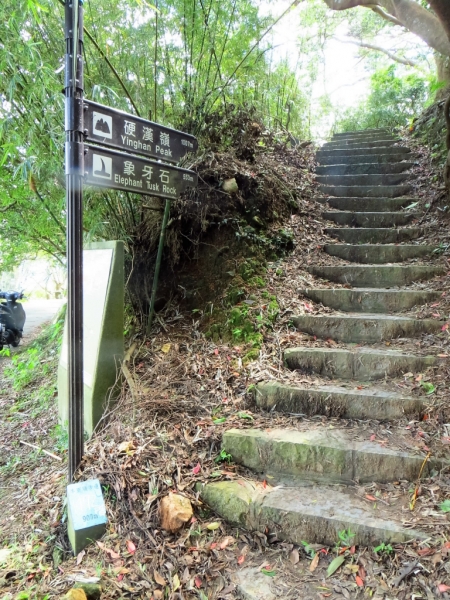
[200,129,445,548]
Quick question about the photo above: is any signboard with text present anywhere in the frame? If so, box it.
[84,100,198,164]
[84,144,198,199]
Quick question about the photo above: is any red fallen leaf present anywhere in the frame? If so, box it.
[126,540,136,554]
[350,545,356,555]
[442,323,449,331]
[438,354,449,358]
[303,302,313,312]
[431,302,440,307]
[366,495,377,501]
[370,434,376,441]
[192,463,201,474]
[319,548,328,554]
[238,554,245,565]
[214,349,219,355]
[262,480,267,488]
[210,543,217,550]
[358,565,366,580]
[442,437,450,444]
[438,584,450,593]
[418,431,425,438]
[356,575,364,587]
[422,414,429,421]
[194,576,202,588]
[417,548,434,556]
[117,573,124,581]
[432,313,441,318]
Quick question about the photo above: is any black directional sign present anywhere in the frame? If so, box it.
[84,100,198,164]
[84,145,198,199]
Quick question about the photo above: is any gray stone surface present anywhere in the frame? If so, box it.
[292,313,440,343]
[316,162,414,176]
[67,479,107,555]
[222,428,429,484]
[318,153,410,166]
[255,381,423,420]
[301,288,440,313]
[233,568,278,600]
[317,146,410,158]
[324,244,435,263]
[58,241,124,435]
[200,481,425,546]
[319,184,412,198]
[323,211,418,227]
[323,139,397,150]
[325,227,422,243]
[308,264,444,286]
[284,346,437,380]
[317,196,413,211]
[317,173,409,186]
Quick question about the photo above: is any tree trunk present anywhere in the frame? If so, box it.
[429,1,450,43]
[435,53,450,99]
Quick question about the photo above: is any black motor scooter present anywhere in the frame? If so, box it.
[0,291,26,350]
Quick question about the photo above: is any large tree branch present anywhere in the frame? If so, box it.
[323,0,450,57]
[429,1,450,43]
[336,37,419,66]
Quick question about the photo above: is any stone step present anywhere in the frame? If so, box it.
[323,211,419,228]
[255,381,423,420]
[317,147,410,159]
[284,347,436,380]
[308,264,444,286]
[325,227,422,244]
[325,244,435,263]
[317,173,410,186]
[333,128,391,137]
[316,162,414,176]
[200,480,425,547]
[292,314,440,343]
[302,288,440,313]
[317,196,413,212]
[318,153,411,166]
[323,140,398,150]
[221,428,432,484]
[319,184,412,198]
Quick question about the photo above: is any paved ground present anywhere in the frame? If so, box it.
[22,299,65,338]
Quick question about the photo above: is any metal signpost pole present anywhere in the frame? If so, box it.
[65,0,84,481]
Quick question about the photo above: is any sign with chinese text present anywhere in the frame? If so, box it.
[84,145,198,199]
[84,100,198,164]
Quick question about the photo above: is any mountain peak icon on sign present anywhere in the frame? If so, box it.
[94,158,111,178]
[95,118,111,134]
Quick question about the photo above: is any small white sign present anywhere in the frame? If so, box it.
[92,111,112,139]
[67,479,107,531]
[92,154,112,179]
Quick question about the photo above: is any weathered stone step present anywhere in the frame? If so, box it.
[323,140,398,150]
[284,347,436,380]
[325,244,435,263]
[255,381,423,420]
[323,211,418,228]
[333,128,391,137]
[326,227,422,244]
[319,184,412,198]
[302,288,439,312]
[317,147,410,159]
[317,196,412,212]
[308,264,444,286]
[317,173,409,186]
[318,153,410,166]
[316,162,414,176]
[200,480,425,547]
[292,314,440,343]
[221,428,431,484]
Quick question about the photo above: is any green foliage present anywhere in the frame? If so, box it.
[215,449,232,463]
[373,542,394,555]
[335,66,430,132]
[439,499,450,513]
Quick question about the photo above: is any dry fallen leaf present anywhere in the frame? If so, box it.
[154,570,166,586]
[309,552,319,572]
[289,548,299,565]
[126,540,136,555]
[161,343,171,353]
[219,536,236,550]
